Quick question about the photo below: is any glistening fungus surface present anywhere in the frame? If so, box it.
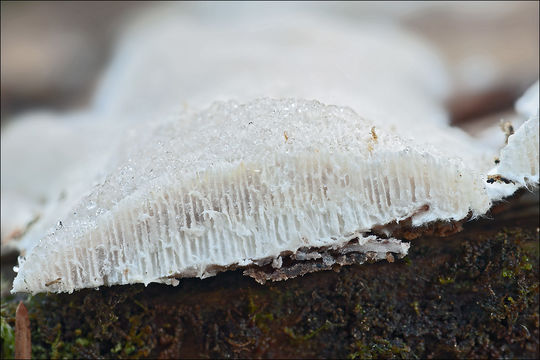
[1,202,539,359]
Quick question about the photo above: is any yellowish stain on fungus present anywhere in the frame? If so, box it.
[370,126,378,142]
[367,126,378,152]
[45,278,62,287]
[500,121,515,144]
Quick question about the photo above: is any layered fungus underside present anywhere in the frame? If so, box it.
[11,97,539,294]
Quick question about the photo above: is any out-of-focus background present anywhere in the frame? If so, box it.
[1,1,538,125]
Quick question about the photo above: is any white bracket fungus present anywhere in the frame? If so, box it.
[3,6,539,294]
[11,91,539,294]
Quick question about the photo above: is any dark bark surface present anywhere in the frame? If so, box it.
[1,194,538,359]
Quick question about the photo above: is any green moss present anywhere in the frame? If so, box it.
[253,312,274,333]
[438,276,455,284]
[1,316,15,359]
[521,255,533,271]
[247,292,258,315]
[349,338,412,359]
[111,343,122,354]
[50,323,63,359]
[75,337,90,347]
[410,301,420,316]
[284,319,333,342]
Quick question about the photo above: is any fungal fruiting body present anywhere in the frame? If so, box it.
[11,92,539,294]
[486,81,539,201]
[4,7,539,294]
[1,12,451,255]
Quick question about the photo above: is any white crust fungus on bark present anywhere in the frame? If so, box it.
[12,92,539,294]
[4,6,539,294]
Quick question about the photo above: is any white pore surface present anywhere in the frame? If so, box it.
[1,6,452,249]
[13,99,491,294]
[4,5,539,294]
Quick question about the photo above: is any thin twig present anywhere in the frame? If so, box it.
[15,301,31,359]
